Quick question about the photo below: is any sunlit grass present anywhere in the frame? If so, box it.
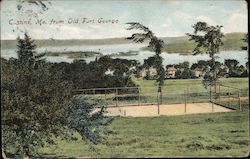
[38,107,249,158]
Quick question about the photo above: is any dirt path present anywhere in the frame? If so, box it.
[105,102,234,117]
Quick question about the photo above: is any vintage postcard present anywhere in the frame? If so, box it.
[1,0,249,158]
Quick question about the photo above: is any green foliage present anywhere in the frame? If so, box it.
[1,34,73,155]
[142,32,247,54]
[1,34,112,157]
[144,70,151,80]
[53,56,138,89]
[187,22,224,88]
[186,22,224,57]
[126,22,165,90]
[225,59,247,77]
[16,33,46,69]
[178,68,196,79]
[66,95,113,144]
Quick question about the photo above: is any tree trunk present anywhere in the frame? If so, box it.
[212,55,217,93]
[23,146,29,159]
[2,148,8,159]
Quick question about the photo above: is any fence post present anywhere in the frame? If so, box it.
[157,92,160,115]
[238,90,241,111]
[214,82,217,93]
[105,89,107,101]
[160,86,163,105]
[184,90,187,113]
[187,85,190,103]
[228,87,230,107]
[209,84,212,102]
[212,102,214,112]
[93,89,95,95]
[138,87,141,106]
[218,84,221,104]
[115,88,118,107]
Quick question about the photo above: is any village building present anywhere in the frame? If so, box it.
[137,67,157,79]
[193,67,203,78]
[220,64,229,73]
[166,66,177,78]
[148,67,157,76]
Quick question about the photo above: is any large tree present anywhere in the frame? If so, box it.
[126,22,165,94]
[242,33,248,73]
[1,34,111,158]
[186,22,224,88]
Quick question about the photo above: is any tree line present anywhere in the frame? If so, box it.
[1,33,116,158]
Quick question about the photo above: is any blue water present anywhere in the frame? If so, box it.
[1,43,248,67]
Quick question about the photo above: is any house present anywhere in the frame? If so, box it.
[137,68,146,77]
[148,67,157,76]
[166,66,177,78]
[220,64,229,73]
[193,67,203,78]
[137,67,157,79]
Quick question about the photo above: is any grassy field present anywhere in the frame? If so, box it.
[38,109,249,158]
[36,77,249,158]
[80,77,248,109]
[132,77,249,95]
[142,32,247,54]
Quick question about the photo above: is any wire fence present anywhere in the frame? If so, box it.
[210,84,244,111]
[75,82,248,111]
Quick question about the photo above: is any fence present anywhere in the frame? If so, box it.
[210,83,242,111]
[75,82,244,111]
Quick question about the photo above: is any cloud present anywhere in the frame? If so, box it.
[196,15,216,25]
[174,11,193,21]
[54,7,76,16]
[1,33,16,40]
[167,0,183,6]
[161,18,172,29]
[31,29,47,39]
[57,25,91,39]
[30,25,91,39]
[223,13,247,33]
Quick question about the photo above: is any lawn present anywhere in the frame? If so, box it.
[37,77,249,158]
[38,109,249,158]
[131,77,248,106]
[132,77,249,95]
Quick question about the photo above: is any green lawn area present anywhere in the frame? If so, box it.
[38,110,249,158]
[81,77,248,108]
[37,77,249,158]
[132,77,249,96]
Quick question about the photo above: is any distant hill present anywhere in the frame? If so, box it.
[155,32,248,54]
[1,33,247,54]
[0,37,134,50]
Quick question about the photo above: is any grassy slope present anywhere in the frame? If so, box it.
[38,78,249,158]
[39,111,249,158]
[143,32,247,54]
[0,38,133,50]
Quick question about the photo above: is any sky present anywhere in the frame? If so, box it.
[1,0,248,40]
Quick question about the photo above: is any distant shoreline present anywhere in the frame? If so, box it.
[1,32,247,54]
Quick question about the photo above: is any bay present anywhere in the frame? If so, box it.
[1,43,248,66]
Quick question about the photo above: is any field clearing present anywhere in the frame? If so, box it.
[132,77,249,96]
[38,78,249,158]
[105,103,233,117]
[39,109,249,158]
